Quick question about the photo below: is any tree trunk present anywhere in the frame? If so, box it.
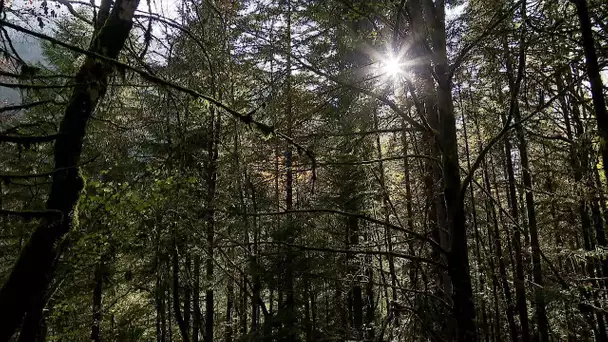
[511,62,549,342]
[90,262,104,342]
[204,105,219,342]
[500,11,531,339]
[425,1,477,339]
[400,118,418,288]
[559,70,608,341]
[173,242,189,342]
[373,106,397,304]
[408,2,454,337]
[17,293,47,342]
[485,157,518,342]
[0,1,140,339]
[250,180,260,335]
[572,0,608,187]
[157,256,167,342]
[193,257,201,342]
[501,107,530,342]
[226,281,234,342]
[185,254,192,339]
[460,92,488,340]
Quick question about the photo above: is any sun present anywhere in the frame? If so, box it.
[381,56,404,77]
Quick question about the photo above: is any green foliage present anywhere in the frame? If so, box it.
[1,0,608,341]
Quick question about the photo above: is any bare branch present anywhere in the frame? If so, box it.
[317,155,439,167]
[0,81,77,90]
[459,65,585,199]
[448,1,522,80]
[235,209,444,253]
[276,242,447,270]
[0,100,58,113]
[0,155,99,180]
[0,19,316,174]
[53,0,93,25]
[296,127,420,139]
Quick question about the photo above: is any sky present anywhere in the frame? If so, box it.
[0,0,178,104]
[0,1,605,104]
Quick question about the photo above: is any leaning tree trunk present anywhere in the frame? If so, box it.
[572,0,608,188]
[0,0,140,339]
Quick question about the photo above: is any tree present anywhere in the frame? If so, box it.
[0,0,607,341]
[0,0,141,339]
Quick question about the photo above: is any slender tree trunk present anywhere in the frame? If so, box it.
[593,168,608,289]
[226,281,234,342]
[560,70,608,341]
[460,92,488,340]
[173,241,189,342]
[374,106,397,304]
[500,15,531,340]
[90,262,104,342]
[157,259,167,342]
[510,58,549,342]
[204,107,219,342]
[400,118,418,288]
[193,258,201,342]
[408,3,455,337]
[572,0,608,186]
[469,88,513,342]
[250,180,260,335]
[304,275,312,342]
[486,155,519,342]
[281,1,297,340]
[364,233,375,341]
[513,103,549,342]
[590,200,608,341]
[168,260,174,342]
[311,285,317,341]
[348,226,363,340]
[185,254,192,338]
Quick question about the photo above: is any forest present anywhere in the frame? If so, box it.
[0,0,607,341]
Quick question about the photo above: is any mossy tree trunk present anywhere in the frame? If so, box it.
[0,0,140,339]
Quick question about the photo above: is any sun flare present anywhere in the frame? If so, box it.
[381,56,404,77]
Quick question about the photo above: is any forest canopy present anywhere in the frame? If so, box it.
[0,0,607,341]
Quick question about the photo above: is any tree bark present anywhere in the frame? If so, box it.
[509,49,549,342]
[193,257,201,342]
[572,0,608,187]
[281,1,297,340]
[204,105,219,342]
[500,11,531,340]
[17,292,47,342]
[156,255,167,342]
[90,262,104,342]
[425,1,477,339]
[173,242,189,342]
[460,92,488,341]
[485,156,518,342]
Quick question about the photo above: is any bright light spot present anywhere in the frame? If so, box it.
[381,56,404,78]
